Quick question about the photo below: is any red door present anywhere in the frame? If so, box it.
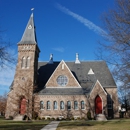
[95,95,102,114]
[20,98,26,115]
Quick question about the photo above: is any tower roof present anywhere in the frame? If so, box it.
[19,13,37,44]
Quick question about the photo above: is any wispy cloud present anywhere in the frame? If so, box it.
[56,3,107,37]
[52,47,65,52]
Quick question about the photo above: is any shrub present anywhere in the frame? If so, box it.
[42,117,45,120]
[77,117,81,120]
[38,117,41,120]
[66,118,71,121]
[9,116,13,120]
[87,111,92,120]
[32,111,38,120]
[47,117,50,120]
[71,117,74,120]
[56,117,59,121]
[51,117,55,120]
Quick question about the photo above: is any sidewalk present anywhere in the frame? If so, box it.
[41,121,60,130]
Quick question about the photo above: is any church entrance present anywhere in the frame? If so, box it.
[20,97,26,115]
[95,95,102,114]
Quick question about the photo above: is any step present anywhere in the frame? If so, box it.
[13,114,24,121]
[95,114,107,121]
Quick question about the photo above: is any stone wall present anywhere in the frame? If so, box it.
[34,95,88,119]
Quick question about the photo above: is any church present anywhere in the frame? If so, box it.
[5,13,119,120]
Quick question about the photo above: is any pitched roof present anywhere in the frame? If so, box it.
[18,13,37,44]
[37,61,116,91]
[38,88,85,95]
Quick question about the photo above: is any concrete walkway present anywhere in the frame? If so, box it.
[41,121,60,130]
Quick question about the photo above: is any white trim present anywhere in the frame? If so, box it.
[45,60,81,88]
[90,80,107,96]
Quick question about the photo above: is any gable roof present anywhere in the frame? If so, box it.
[90,80,107,96]
[18,13,37,44]
[37,60,116,91]
[45,60,81,87]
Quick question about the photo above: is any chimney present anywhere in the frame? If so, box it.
[75,53,80,64]
[48,54,53,64]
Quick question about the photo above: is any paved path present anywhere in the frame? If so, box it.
[41,121,60,130]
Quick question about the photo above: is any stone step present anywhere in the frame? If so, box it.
[13,114,24,121]
[95,114,107,121]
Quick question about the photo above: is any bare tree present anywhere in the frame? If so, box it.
[0,93,7,116]
[0,28,16,68]
[97,0,130,108]
[6,78,39,120]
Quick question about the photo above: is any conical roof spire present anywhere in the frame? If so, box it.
[19,13,37,44]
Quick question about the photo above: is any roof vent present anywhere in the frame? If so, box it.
[48,54,53,64]
[75,53,80,64]
[88,68,94,74]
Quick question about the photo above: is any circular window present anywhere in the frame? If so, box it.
[57,75,68,86]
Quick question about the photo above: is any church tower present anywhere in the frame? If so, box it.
[5,13,40,119]
[17,13,40,85]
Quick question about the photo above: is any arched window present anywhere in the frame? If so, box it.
[54,101,57,110]
[47,101,51,110]
[26,57,30,68]
[40,101,44,109]
[74,101,78,110]
[81,101,85,109]
[67,101,71,110]
[21,57,26,68]
[60,101,64,110]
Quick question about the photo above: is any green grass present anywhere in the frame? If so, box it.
[0,117,50,130]
[0,117,130,130]
[57,119,130,130]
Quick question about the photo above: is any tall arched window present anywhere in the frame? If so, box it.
[26,57,30,68]
[40,101,44,109]
[74,101,78,110]
[107,95,113,109]
[81,101,85,109]
[21,57,26,68]
[47,101,51,110]
[67,101,71,110]
[60,101,64,110]
[54,101,57,110]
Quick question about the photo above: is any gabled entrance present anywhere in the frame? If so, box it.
[20,97,26,115]
[95,95,102,114]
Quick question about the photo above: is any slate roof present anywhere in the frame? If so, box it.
[37,61,116,94]
[38,88,86,95]
[18,13,37,44]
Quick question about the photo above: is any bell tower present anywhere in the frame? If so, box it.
[17,13,40,85]
[5,13,40,119]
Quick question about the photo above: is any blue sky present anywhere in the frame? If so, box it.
[0,0,115,95]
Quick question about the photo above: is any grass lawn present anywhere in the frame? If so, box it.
[57,119,130,130]
[0,117,50,130]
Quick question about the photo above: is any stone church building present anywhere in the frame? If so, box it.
[5,13,119,120]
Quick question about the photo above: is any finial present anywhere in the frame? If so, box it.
[48,54,53,64]
[31,8,34,13]
[75,53,80,64]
